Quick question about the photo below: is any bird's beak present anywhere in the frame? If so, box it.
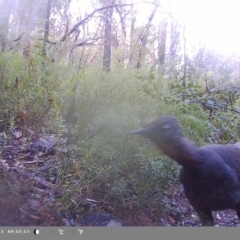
[130,127,149,135]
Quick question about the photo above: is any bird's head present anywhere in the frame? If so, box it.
[131,115,183,144]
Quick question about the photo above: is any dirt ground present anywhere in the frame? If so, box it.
[0,132,239,227]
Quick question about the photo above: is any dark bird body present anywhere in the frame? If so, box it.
[131,116,240,226]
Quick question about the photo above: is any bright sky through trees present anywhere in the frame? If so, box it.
[71,0,240,55]
[170,0,240,55]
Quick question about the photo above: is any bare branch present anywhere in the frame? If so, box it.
[60,4,133,43]
[72,36,104,49]
[13,33,25,42]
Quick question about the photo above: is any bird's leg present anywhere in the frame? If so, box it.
[195,209,214,226]
[235,206,240,220]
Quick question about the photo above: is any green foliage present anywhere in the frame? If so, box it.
[0,51,61,133]
[166,50,240,144]
[1,46,235,225]
[50,64,212,221]
[1,0,239,226]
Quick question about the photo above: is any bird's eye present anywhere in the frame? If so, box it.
[162,124,170,129]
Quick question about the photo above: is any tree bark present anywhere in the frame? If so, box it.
[0,0,15,51]
[103,5,114,72]
[42,0,52,57]
[135,5,158,69]
[158,22,167,67]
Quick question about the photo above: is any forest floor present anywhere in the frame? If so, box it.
[157,181,240,227]
[0,131,239,227]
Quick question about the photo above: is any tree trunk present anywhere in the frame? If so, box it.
[0,0,15,51]
[42,0,52,57]
[135,5,158,69]
[158,22,167,68]
[42,0,52,71]
[128,7,136,68]
[169,22,180,60]
[103,6,114,72]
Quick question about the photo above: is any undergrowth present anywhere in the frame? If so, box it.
[0,50,221,225]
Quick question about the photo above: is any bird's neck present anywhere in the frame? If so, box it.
[157,137,202,165]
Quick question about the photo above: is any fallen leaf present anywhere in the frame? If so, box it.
[216,213,221,220]
[168,215,175,223]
